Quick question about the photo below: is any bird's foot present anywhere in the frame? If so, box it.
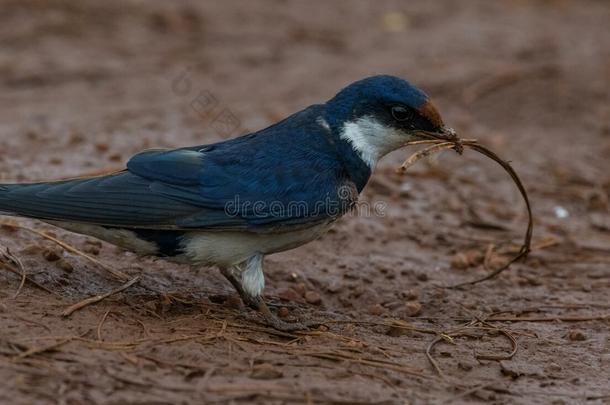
[255,299,323,332]
[219,265,324,331]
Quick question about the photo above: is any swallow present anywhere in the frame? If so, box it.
[0,75,455,330]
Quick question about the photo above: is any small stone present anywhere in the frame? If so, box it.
[546,362,562,373]
[403,301,422,317]
[326,281,342,293]
[57,259,74,273]
[403,289,419,301]
[224,294,242,309]
[83,246,100,255]
[95,143,110,153]
[524,275,543,286]
[278,288,301,302]
[42,249,61,262]
[108,153,122,162]
[386,326,410,337]
[567,329,587,341]
[451,252,469,270]
[304,291,322,305]
[487,255,507,270]
[368,304,385,316]
[85,240,103,248]
[68,132,85,145]
[278,307,290,318]
[293,283,306,296]
[345,339,365,349]
[458,361,473,371]
[500,362,521,379]
[250,363,283,380]
[450,250,483,269]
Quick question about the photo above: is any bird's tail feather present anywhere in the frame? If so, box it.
[0,184,19,216]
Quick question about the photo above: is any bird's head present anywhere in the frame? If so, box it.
[324,75,455,168]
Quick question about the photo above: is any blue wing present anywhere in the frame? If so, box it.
[0,106,358,231]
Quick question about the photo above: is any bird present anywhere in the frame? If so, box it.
[0,75,456,330]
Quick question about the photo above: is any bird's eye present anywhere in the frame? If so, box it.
[391,106,413,122]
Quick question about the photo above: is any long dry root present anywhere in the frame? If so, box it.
[399,137,533,288]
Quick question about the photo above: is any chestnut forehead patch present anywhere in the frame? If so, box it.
[416,100,444,129]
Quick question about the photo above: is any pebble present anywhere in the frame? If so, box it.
[68,132,85,145]
[326,281,342,293]
[278,288,301,302]
[567,329,587,341]
[57,259,74,273]
[304,291,322,305]
[42,249,61,262]
[95,143,110,153]
[402,301,422,317]
[368,304,385,316]
[250,363,283,380]
[278,307,290,318]
[85,240,103,248]
[450,250,483,269]
[293,282,306,296]
[108,153,122,162]
[402,289,419,301]
[83,246,100,256]
[386,325,410,337]
[224,295,242,309]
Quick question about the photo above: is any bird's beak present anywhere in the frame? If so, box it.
[414,100,458,141]
[430,126,458,141]
[412,126,458,142]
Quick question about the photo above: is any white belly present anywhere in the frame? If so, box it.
[181,222,334,267]
[46,220,334,268]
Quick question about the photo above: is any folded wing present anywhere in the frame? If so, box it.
[0,110,356,231]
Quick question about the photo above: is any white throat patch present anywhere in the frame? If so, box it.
[339,116,408,168]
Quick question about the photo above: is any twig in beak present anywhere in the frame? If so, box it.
[397,142,455,174]
[398,137,533,288]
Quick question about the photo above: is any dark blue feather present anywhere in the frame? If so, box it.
[0,106,361,231]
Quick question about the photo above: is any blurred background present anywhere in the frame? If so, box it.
[0,1,609,403]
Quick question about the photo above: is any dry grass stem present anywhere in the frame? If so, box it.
[0,246,27,298]
[62,276,140,317]
[0,249,57,296]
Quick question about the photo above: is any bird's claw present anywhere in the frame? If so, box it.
[263,315,322,332]
[256,299,323,331]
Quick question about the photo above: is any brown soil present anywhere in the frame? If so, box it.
[1,1,609,404]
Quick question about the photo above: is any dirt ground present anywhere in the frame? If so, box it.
[0,0,609,404]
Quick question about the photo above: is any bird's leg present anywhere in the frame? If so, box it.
[220,255,321,332]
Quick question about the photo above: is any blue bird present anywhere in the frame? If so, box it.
[0,75,455,330]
